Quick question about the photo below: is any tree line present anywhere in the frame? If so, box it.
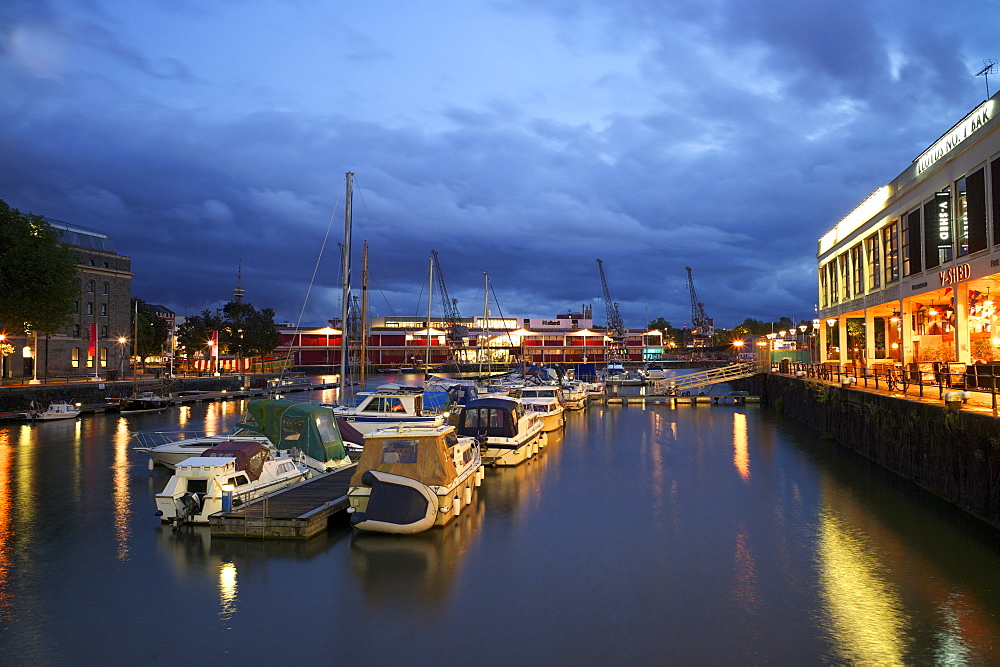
[0,199,280,369]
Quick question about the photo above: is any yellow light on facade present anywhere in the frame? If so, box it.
[827,319,836,326]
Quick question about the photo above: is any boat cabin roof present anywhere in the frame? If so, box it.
[350,424,461,487]
[200,441,271,480]
[455,398,523,439]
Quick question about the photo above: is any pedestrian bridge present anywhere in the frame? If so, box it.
[663,362,759,392]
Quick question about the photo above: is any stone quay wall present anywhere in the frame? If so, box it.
[731,373,1000,529]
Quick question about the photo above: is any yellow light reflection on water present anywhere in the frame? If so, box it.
[111,419,132,561]
[0,430,11,617]
[733,412,750,481]
[817,508,908,663]
[218,561,238,620]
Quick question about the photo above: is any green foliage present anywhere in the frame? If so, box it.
[0,200,78,334]
[176,300,279,360]
[131,299,169,368]
[647,317,683,348]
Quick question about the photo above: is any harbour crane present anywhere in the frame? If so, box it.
[596,259,627,346]
[431,250,469,344]
[685,266,714,347]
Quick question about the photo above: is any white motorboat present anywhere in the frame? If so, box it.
[347,423,484,534]
[135,399,359,473]
[455,397,546,466]
[643,363,667,380]
[559,380,589,410]
[155,441,310,525]
[25,401,81,421]
[330,384,449,435]
[517,385,566,432]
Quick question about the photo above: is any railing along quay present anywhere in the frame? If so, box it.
[774,360,1000,417]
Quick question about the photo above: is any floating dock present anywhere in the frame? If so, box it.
[209,464,356,540]
[603,393,760,406]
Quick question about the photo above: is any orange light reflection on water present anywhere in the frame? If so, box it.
[0,429,12,619]
[111,420,132,561]
[733,412,750,481]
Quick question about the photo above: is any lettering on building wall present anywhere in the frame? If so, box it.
[939,263,971,286]
[916,100,995,173]
[936,192,951,243]
[912,281,929,290]
[992,258,1000,267]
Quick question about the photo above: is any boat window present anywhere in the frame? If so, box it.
[281,417,306,440]
[444,430,458,447]
[314,412,339,442]
[385,397,405,413]
[362,397,385,412]
[187,479,208,494]
[233,475,249,486]
[381,439,418,464]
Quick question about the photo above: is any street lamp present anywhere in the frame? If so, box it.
[26,330,40,384]
[117,336,128,380]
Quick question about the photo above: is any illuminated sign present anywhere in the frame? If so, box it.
[939,263,971,286]
[916,100,995,173]
[935,191,951,245]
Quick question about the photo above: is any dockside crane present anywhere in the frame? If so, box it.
[431,250,469,344]
[596,259,627,353]
[685,266,715,348]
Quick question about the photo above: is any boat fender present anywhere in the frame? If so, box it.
[452,496,461,517]
[361,470,378,487]
[148,458,155,472]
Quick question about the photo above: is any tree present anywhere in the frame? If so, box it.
[0,200,78,334]
[131,299,169,369]
[648,317,684,348]
[175,309,224,362]
[175,301,279,366]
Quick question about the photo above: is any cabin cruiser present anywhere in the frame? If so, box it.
[116,390,171,413]
[455,397,546,466]
[643,363,667,380]
[134,399,359,472]
[517,385,566,432]
[25,401,81,421]
[559,381,589,410]
[155,441,310,525]
[330,384,450,435]
[347,423,484,534]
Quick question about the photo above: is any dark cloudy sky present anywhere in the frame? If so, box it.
[2,1,997,330]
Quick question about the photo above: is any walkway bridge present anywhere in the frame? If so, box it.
[664,362,759,392]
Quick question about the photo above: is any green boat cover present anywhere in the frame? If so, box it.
[238,399,348,464]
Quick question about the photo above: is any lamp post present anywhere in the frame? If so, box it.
[28,330,40,384]
[117,336,127,380]
[0,333,6,382]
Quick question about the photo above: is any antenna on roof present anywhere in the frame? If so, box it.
[976,59,997,98]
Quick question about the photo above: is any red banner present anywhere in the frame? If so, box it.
[88,323,97,357]
[212,330,219,355]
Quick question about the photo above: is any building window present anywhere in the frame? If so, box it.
[101,326,108,339]
[924,193,951,269]
[819,265,828,308]
[100,348,108,368]
[72,324,80,337]
[102,282,108,294]
[850,244,864,296]
[829,259,839,304]
[839,254,851,301]
[101,304,107,316]
[966,167,987,253]
[883,221,899,284]
[71,348,80,368]
[904,209,922,275]
[87,280,94,292]
[866,233,881,291]
[87,302,94,315]
[73,300,79,314]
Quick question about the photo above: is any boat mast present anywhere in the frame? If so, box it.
[426,255,433,368]
[481,272,489,371]
[360,241,369,389]
[339,172,353,399]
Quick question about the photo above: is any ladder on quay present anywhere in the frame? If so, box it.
[209,464,357,540]
[665,362,758,392]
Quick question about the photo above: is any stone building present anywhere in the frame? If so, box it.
[8,221,133,381]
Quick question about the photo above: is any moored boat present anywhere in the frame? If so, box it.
[154,441,310,525]
[116,390,171,413]
[455,397,545,466]
[25,401,81,421]
[517,385,566,432]
[347,423,484,534]
[559,381,589,410]
[330,383,450,435]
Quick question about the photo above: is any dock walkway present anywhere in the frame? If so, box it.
[209,464,356,540]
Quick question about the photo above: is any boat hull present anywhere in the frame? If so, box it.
[349,466,484,534]
[481,428,546,466]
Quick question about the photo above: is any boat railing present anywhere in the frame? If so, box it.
[130,430,262,450]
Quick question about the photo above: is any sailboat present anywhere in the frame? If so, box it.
[112,301,171,413]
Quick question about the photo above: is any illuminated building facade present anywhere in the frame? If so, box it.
[817,92,1000,373]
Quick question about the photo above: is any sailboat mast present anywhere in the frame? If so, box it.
[426,255,433,368]
[481,272,489,368]
[360,241,369,389]
[339,172,353,398]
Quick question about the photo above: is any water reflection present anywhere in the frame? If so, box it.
[0,429,11,619]
[349,499,484,603]
[111,420,132,562]
[733,412,750,481]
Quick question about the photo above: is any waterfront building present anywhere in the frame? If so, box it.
[818,90,1000,377]
[275,311,666,368]
[5,221,132,381]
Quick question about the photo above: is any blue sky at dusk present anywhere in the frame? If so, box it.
[3,0,998,329]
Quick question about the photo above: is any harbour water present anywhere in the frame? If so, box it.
[1,375,999,663]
